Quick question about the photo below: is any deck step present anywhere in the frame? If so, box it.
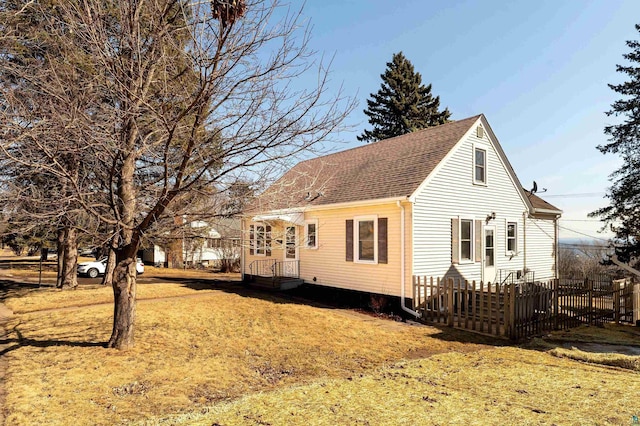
[249,276,303,291]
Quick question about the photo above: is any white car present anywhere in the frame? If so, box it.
[77,257,145,278]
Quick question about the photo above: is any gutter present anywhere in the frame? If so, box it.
[397,200,421,318]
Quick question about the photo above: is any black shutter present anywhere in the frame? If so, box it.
[249,225,254,255]
[346,220,353,262]
[378,218,388,264]
[265,225,272,257]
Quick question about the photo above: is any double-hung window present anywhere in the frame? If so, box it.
[474,147,486,184]
[507,222,517,254]
[305,219,318,249]
[358,220,375,262]
[346,217,387,264]
[460,219,473,261]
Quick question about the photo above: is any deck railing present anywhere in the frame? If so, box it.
[413,275,640,340]
[274,260,299,278]
[249,259,300,279]
[249,259,276,277]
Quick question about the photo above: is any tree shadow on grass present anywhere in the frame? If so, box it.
[0,337,106,356]
[0,322,106,357]
[1,275,516,350]
[155,277,516,349]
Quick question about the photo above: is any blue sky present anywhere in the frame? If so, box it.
[292,0,640,241]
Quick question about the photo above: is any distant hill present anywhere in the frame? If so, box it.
[559,238,609,246]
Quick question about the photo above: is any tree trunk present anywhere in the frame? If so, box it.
[101,234,118,286]
[60,227,78,289]
[56,228,65,288]
[166,215,184,268]
[107,251,138,349]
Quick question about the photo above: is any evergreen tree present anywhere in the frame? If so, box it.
[591,24,640,266]
[358,52,451,143]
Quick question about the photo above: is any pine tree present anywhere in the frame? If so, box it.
[591,24,640,266]
[358,52,451,143]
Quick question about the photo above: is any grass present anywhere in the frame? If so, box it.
[545,322,640,347]
[1,271,639,425]
[1,282,488,425]
[549,346,640,371]
[2,280,225,314]
[159,347,639,426]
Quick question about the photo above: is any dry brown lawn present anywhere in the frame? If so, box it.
[1,277,639,425]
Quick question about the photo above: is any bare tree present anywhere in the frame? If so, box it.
[0,0,353,349]
[558,241,620,278]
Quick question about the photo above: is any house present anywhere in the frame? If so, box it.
[241,115,561,313]
[141,218,241,268]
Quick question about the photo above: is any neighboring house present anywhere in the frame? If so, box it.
[141,218,241,267]
[242,115,561,310]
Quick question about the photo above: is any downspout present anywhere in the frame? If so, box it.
[397,200,421,318]
[522,211,527,273]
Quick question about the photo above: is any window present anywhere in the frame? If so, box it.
[249,224,271,257]
[255,224,266,256]
[460,219,472,261]
[305,219,318,249]
[210,238,240,249]
[474,147,486,184]
[206,238,221,249]
[507,222,517,253]
[354,216,377,263]
[346,217,387,264]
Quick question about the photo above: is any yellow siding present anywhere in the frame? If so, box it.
[243,202,413,298]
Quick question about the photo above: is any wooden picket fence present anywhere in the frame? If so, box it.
[412,276,640,340]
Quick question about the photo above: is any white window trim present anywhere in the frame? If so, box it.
[305,219,318,249]
[506,220,518,255]
[473,144,488,186]
[254,223,267,257]
[354,215,378,264]
[459,218,474,264]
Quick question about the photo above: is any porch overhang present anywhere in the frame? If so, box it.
[251,212,305,226]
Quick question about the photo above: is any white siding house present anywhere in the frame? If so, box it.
[242,115,561,312]
[142,219,241,267]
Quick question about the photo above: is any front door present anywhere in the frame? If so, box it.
[282,226,298,277]
[484,225,496,283]
[284,226,297,260]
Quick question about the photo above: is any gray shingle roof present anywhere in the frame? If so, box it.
[251,114,560,214]
[254,115,481,211]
